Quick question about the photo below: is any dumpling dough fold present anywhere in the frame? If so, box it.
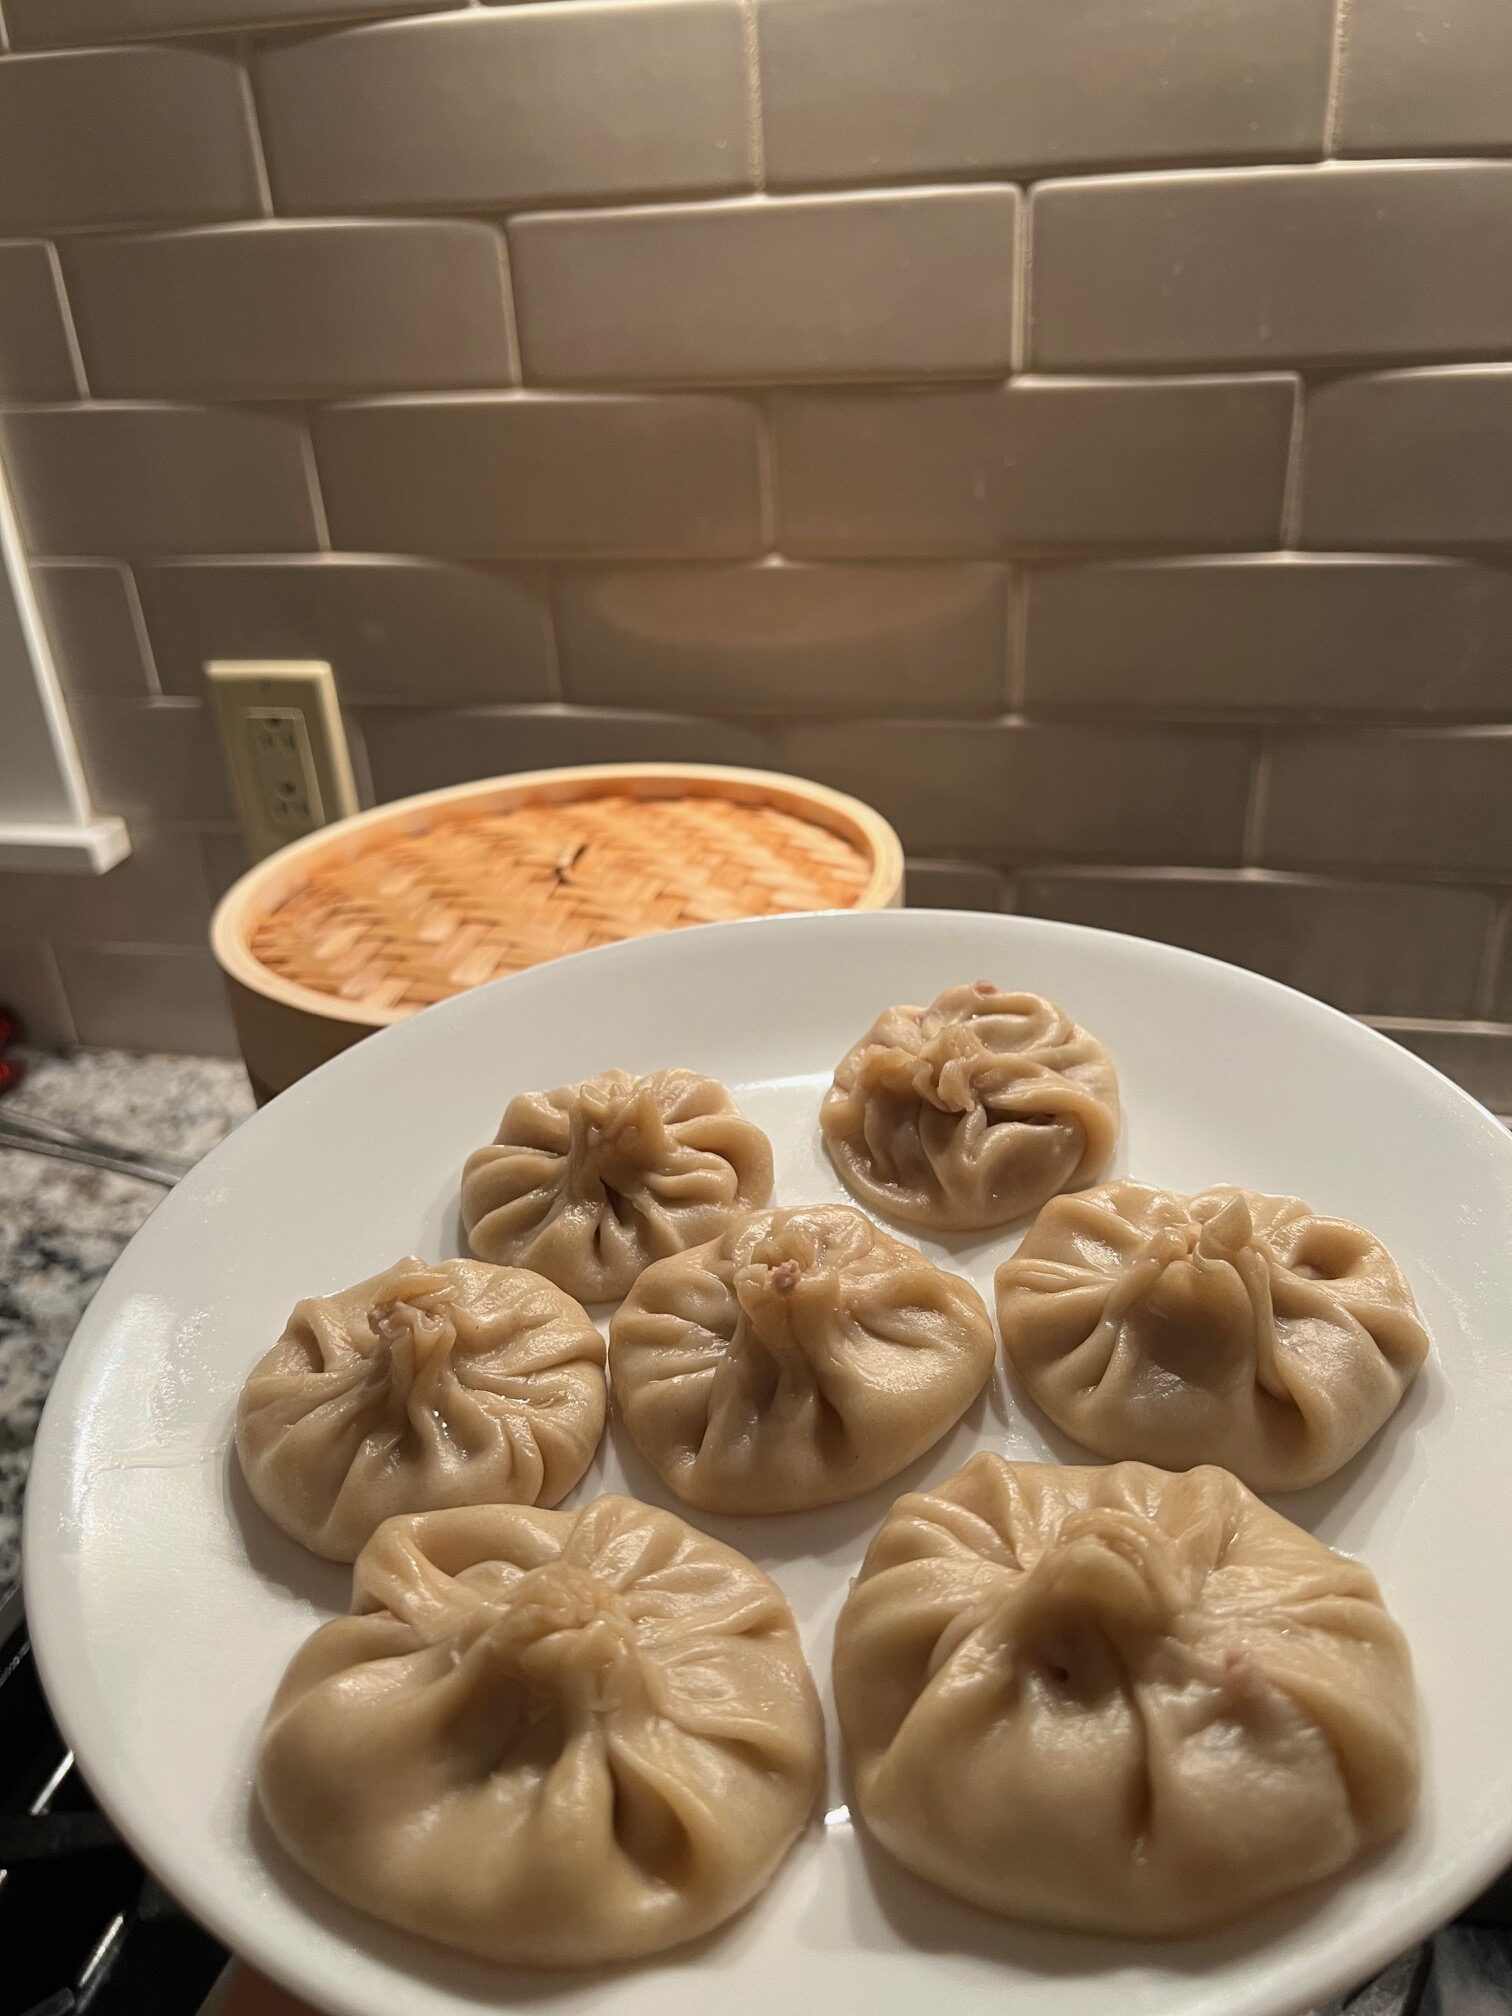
[463,1067,774,1301]
[258,1495,825,1965]
[834,1454,1418,1936]
[821,983,1118,1232]
[996,1183,1430,1490]
[236,1255,605,1560]
[610,1203,996,1513]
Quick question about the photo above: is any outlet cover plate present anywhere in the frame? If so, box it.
[207,660,358,862]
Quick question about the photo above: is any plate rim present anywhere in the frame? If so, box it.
[22,906,1512,2016]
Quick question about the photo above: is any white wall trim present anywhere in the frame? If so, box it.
[0,818,131,873]
[0,441,132,876]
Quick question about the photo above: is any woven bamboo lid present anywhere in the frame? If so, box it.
[212,765,902,1096]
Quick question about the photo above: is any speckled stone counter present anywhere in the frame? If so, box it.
[0,1049,253,1590]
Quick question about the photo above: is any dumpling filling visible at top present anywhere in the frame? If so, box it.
[995,1182,1430,1491]
[821,983,1119,1233]
[610,1203,996,1514]
[834,1453,1419,1936]
[462,1067,774,1302]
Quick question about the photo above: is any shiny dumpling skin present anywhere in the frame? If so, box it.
[609,1203,996,1514]
[833,1454,1419,1937]
[461,1067,774,1302]
[820,982,1119,1233]
[995,1182,1430,1491]
[235,1255,605,1561]
[257,1495,826,1966]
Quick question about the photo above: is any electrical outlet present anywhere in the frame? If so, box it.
[207,660,358,862]
[249,707,322,832]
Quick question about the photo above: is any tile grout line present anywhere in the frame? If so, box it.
[1322,0,1354,157]
[120,561,164,696]
[1005,565,1029,709]
[1279,378,1307,547]
[739,0,767,193]
[496,231,525,388]
[1012,188,1033,374]
[754,397,778,551]
[297,416,332,551]
[1241,735,1272,865]
[538,568,568,704]
[236,36,276,219]
[1473,896,1511,1021]
[41,941,81,1049]
[43,241,91,402]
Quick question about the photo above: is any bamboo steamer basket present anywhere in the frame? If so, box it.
[211,763,904,1102]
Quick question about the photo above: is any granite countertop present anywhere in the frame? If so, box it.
[0,1047,253,1590]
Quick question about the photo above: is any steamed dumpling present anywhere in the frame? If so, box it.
[610,1204,996,1514]
[995,1183,1430,1491]
[462,1067,774,1301]
[821,982,1119,1233]
[236,1256,605,1561]
[257,1495,825,1965]
[834,1454,1418,1936]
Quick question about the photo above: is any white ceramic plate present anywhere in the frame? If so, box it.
[24,910,1512,2016]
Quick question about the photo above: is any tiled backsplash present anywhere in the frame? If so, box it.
[0,0,1508,1116]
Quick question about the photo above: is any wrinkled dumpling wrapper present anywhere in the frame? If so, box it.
[258,1495,825,1965]
[236,1256,605,1561]
[996,1183,1430,1491]
[462,1067,774,1301]
[821,982,1119,1233]
[834,1454,1418,1936]
[610,1203,996,1514]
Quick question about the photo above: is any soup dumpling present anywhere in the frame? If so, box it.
[995,1182,1430,1491]
[257,1494,825,1965]
[834,1453,1418,1936]
[236,1255,605,1561]
[462,1067,774,1302]
[821,983,1118,1233]
[610,1203,996,1514]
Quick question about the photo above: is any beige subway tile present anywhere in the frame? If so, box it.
[0,824,218,946]
[33,563,155,698]
[782,718,1253,858]
[357,704,776,802]
[258,2,749,216]
[313,395,762,560]
[509,189,1018,385]
[554,562,1008,716]
[1018,869,1494,1018]
[1263,728,1512,876]
[6,0,445,40]
[760,0,1330,187]
[771,378,1293,557]
[1026,555,1512,715]
[138,557,554,705]
[1370,1021,1512,1115]
[1336,0,1512,156]
[0,939,74,1046]
[72,699,233,825]
[0,405,320,556]
[55,943,237,1055]
[903,859,1007,911]
[1495,912,1512,1022]
[0,242,76,399]
[62,222,514,401]
[0,45,260,232]
[1031,164,1512,370]
[198,829,252,906]
[1301,368,1512,550]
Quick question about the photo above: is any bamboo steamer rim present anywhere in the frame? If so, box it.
[211,762,904,1032]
